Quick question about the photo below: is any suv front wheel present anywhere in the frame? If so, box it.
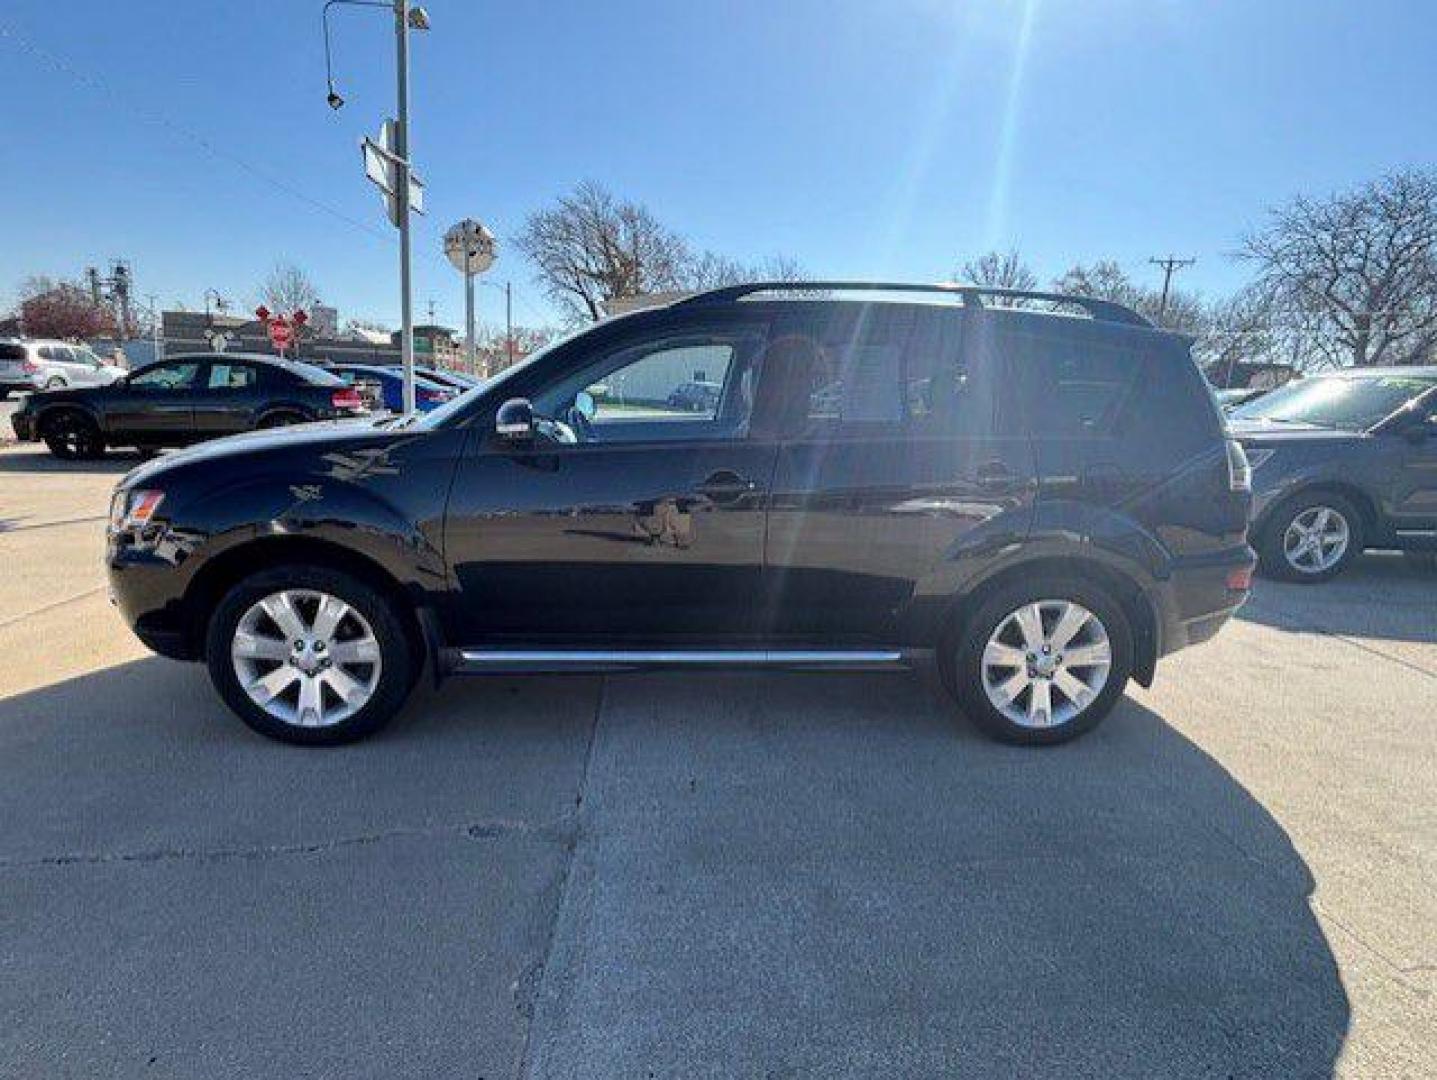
[206,564,415,745]
[1258,492,1362,583]
[951,576,1133,745]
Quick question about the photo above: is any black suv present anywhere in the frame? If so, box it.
[1231,367,1437,581]
[11,352,368,458]
[105,284,1254,746]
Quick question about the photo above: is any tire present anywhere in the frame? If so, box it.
[1257,491,1363,583]
[257,410,306,430]
[41,409,105,460]
[948,575,1133,746]
[205,564,416,745]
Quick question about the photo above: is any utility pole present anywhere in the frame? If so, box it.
[394,0,416,414]
[147,294,162,363]
[1149,255,1195,320]
[505,281,514,368]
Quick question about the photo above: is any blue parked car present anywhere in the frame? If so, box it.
[326,363,456,413]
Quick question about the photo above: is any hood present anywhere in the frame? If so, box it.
[1228,419,1366,445]
[119,415,401,489]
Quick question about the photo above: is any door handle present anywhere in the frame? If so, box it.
[696,469,757,501]
[975,461,1017,493]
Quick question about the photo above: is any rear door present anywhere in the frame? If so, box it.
[760,303,1036,644]
[105,359,203,443]
[1387,387,1437,547]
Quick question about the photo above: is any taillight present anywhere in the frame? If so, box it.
[331,387,363,410]
[1225,439,1251,493]
[1226,564,1254,591]
[21,360,38,374]
[418,388,449,404]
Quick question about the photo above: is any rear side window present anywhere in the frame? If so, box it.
[1021,332,1143,436]
[207,363,258,389]
[770,305,995,436]
[0,345,25,361]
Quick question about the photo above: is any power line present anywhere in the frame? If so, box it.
[0,20,393,245]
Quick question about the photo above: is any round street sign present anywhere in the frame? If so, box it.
[444,219,496,275]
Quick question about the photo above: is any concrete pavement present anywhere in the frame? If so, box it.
[0,441,1432,1077]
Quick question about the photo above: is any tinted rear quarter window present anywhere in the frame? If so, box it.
[0,345,26,361]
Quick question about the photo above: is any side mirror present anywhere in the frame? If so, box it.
[495,397,534,442]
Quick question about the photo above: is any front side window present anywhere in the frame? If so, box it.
[532,325,767,444]
[130,362,200,390]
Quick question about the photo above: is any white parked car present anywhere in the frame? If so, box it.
[0,340,127,397]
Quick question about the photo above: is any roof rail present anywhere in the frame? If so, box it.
[672,281,1153,328]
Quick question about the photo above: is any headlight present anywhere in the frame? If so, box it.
[1244,448,1277,471]
[109,489,165,532]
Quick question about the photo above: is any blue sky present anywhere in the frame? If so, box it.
[2,0,1434,331]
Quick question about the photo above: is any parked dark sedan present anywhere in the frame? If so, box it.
[10,353,368,459]
[1231,367,1437,581]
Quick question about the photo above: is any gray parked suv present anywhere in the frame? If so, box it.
[0,340,126,397]
[1231,367,1437,581]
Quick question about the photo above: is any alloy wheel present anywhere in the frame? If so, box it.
[231,589,382,728]
[1282,506,1350,575]
[980,600,1112,728]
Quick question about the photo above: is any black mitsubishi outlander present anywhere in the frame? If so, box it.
[106,283,1255,746]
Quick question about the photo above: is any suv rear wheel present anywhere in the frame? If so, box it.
[206,564,415,745]
[951,576,1133,745]
[1258,492,1362,583]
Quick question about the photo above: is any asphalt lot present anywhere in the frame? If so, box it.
[0,438,1433,1078]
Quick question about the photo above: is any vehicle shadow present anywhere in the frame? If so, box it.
[0,659,1350,1078]
[1239,550,1437,644]
[0,448,143,475]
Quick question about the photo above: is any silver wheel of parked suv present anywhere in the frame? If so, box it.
[980,600,1112,729]
[207,564,416,744]
[231,589,383,728]
[951,575,1132,745]
[1258,492,1363,583]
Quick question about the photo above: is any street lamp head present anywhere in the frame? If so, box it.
[407,6,431,30]
[327,89,345,110]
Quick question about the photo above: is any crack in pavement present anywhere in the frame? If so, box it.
[0,816,577,872]
[517,674,606,1078]
[0,585,107,631]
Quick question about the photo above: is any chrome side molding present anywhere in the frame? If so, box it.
[451,648,911,674]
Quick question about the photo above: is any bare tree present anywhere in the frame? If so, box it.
[516,182,805,321]
[258,261,321,316]
[958,250,1038,296]
[515,182,690,323]
[1242,168,1437,367]
[1052,260,1205,333]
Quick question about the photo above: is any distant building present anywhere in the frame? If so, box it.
[309,304,339,338]
[162,310,400,364]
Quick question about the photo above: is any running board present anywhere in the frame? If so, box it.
[447,648,918,675]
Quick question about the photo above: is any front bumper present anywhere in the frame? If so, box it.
[10,410,36,441]
[107,532,203,661]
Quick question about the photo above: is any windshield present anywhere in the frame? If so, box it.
[410,324,592,429]
[1230,374,1436,431]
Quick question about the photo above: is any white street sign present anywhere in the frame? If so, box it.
[361,118,424,229]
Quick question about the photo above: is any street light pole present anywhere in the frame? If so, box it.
[464,247,476,375]
[394,0,416,414]
[506,281,514,368]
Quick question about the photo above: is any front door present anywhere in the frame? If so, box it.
[105,359,204,444]
[760,304,1036,644]
[443,318,775,645]
[1387,393,1437,548]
